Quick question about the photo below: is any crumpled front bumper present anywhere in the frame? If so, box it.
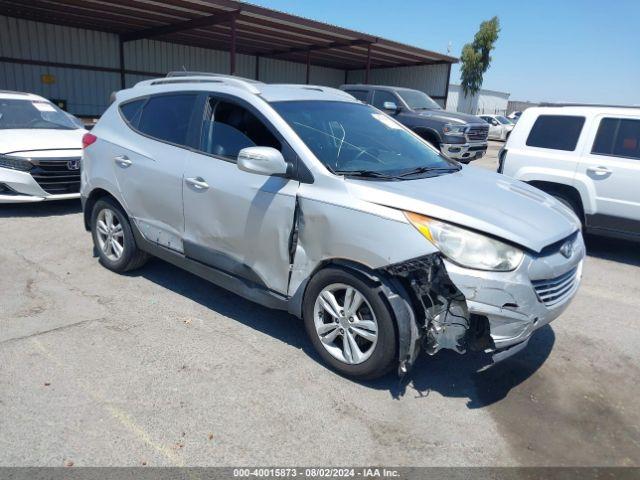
[443,232,585,361]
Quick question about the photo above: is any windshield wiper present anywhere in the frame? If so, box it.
[396,165,461,177]
[334,169,401,180]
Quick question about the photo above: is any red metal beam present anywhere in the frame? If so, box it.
[229,14,236,75]
[121,9,240,42]
[365,44,371,83]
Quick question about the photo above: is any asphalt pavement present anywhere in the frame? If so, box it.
[1,141,639,466]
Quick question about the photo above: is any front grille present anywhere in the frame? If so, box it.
[466,125,489,142]
[29,157,81,194]
[532,267,579,307]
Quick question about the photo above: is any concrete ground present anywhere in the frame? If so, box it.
[1,141,639,466]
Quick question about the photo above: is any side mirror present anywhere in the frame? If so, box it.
[237,146,288,176]
[383,101,399,113]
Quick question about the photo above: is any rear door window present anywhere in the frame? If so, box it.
[200,97,281,161]
[372,90,399,110]
[526,115,585,151]
[592,117,640,160]
[137,94,198,147]
[345,90,369,103]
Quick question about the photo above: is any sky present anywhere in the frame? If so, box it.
[251,0,640,105]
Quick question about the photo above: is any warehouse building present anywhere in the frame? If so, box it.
[447,84,510,115]
[0,0,456,117]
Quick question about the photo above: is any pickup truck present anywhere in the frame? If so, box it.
[340,84,489,163]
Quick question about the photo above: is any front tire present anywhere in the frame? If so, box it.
[303,268,397,380]
[91,197,149,273]
[550,193,584,228]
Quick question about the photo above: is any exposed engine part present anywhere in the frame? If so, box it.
[383,255,471,357]
[423,295,469,354]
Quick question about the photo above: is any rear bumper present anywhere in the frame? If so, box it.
[441,142,488,161]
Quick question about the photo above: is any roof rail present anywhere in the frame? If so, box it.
[134,73,262,94]
[277,84,354,99]
[166,71,261,84]
[539,102,639,109]
[0,90,31,96]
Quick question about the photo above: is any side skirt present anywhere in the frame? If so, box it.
[586,213,640,242]
[130,221,289,312]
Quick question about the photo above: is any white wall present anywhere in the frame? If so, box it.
[447,84,510,115]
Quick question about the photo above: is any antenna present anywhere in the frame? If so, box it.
[447,41,452,54]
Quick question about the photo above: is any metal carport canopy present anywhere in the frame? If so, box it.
[0,0,457,83]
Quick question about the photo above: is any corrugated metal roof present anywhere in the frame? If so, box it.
[0,0,457,70]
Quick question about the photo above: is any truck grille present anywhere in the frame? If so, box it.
[466,125,489,142]
[29,157,81,195]
[532,267,579,307]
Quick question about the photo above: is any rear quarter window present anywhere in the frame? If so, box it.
[526,115,585,151]
[119,99,145,128]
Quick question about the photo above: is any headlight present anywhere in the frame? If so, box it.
[442,123,467,136]
[405,212,524,271]
[0,155,32,171]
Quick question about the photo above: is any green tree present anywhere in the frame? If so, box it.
[460,16,500,97]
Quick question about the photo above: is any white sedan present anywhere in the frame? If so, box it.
[479,114,515,141]
[0,91,86,203]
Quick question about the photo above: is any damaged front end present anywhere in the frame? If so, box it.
[381,255,494,375]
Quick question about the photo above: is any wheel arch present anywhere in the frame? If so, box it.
[291,257,421,376]
[413,127,442,147]
[83,187,125,231]
[527,180,586,222]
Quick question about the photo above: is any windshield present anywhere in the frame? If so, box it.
[396,90,442,110]
[496,115,512,125]
[0,99,79,130]
[272,101,456,177]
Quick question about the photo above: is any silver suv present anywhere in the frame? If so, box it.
[81,73,585,379]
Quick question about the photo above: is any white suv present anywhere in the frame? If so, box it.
[0,91,86,203]
[500,105,640,241]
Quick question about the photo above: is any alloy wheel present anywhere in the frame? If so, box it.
[312,283,379,365]
[96,208,124,262]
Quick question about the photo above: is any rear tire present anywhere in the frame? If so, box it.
[303,267,397,380]
[91,197,149,273]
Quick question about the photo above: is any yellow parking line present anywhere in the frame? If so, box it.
[32,338,184,466]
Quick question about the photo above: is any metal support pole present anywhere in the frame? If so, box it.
[443,62,452,109]
[306,51,311,84]
[229,15,237,75]
[364,44,371,84]
[118,36,126,89]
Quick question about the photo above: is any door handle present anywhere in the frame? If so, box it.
[185,177,209,190]
[114,155,132,168]
[587,166,612,176]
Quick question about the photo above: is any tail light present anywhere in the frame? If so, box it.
[82,133,97,149]
[497,148,507,174]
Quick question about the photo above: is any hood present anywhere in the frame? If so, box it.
[0,128,85,155]
[345,166,579,253]
[413,109,483,125]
